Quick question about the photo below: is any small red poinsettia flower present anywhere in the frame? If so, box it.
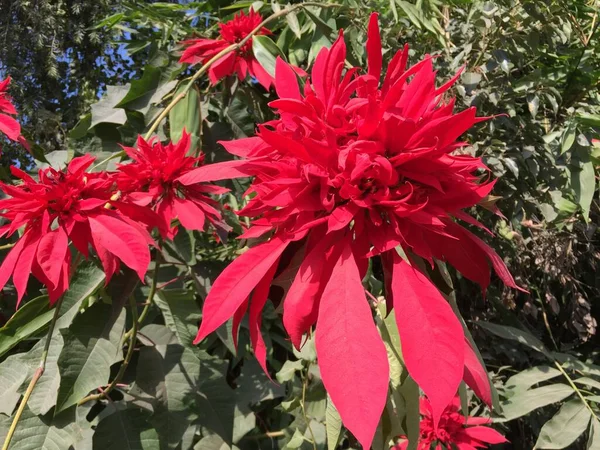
[0,77,27,149]
[180,10,274,89]
[180,13,523,447]
[116,132,228,239]
[394,397,507,450]
[0,155,160,304]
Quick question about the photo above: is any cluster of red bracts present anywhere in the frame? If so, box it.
[182,12,521,449]
[0,133,224,304]
[0,77,28,152]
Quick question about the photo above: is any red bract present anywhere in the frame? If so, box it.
[0,155,159,305]
[182,13,523,447]
[180,10,275,89]
[394,397,507,450]
[116,133,228,239]
[0,77,23,147]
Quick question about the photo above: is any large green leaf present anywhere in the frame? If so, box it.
[534,399,591,449]
[90,85,130,128]
[0,359,27,415]
[588,418,600,450]
[572,159,596,221]
[153,289,200,348]
[8,406,85,450]
[196,360,236,443]
[252,35,286,78]
[169,84,201,146]
[498,384,574,421]
[93,404,160,450]
[325,396,342,450]
[135,344,201,448]
[0,295,51,358]
[505,366,562,391]
[55,303,126,412]
[476,321,552,358]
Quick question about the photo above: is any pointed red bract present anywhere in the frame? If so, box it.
[193,236,290,344]
[315,241,389,449]
[392,254,465,427]
[0,77,28,152]
[463,339,493,407]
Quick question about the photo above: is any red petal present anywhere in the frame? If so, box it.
[219,136,270,157]
[463,426,507,444]
[249,260,279,377]
[176,160,252,185]
[0,234,27,292]
[315,240,389,449]
[275,57,301,100]
[13,227,42,304]
[366,13,382,81]
[172,197,206,231]
[0,113,20,141]
[250,58,275,90]
[36,226,69,289]
[463,338,492,407]
[283,232,343,349]
[392,254,464,426]
[232,297,249,349]
[88,213,150,281]
[209,52,237,84]
[194,236,290,344]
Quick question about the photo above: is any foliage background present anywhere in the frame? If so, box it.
[0,0,599,449]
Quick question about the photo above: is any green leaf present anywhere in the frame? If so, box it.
[325,396,343,450]
[55,303,126,412]
[169,83,201,146]
[572,160,595,220]
[8,406,85,450]
[286,10,302,39]
[172,227,197,265]
[588,418,600,450]
[0,295,51,358]
[90,85,130,128]
[534,399,591,449]
[276,359,304,383]
[135,344,201,448]
[561,123,577,155]
[476,321,552,358]
[153,288,201,348]
[252,35,286,78]
[400,376,420,450]
[574,377,600,391]
[505,366,562,391]
[498,384,574,421]
[193,435,231,450]
[396,0,423,29]
[196,360,236,443]
[577,113,600,127]
[0,359,27,415]
[93,404,160,450]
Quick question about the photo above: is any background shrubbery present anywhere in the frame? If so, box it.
[0,0,599,449]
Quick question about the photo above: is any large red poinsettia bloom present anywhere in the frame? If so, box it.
[180,10,275,89]
[394,397,507,450]
[181,13,522,447]
[0,77,24,148]
[0,155,160,304]
[116,132,228,239]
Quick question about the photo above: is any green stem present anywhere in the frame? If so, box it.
[1,296,65,450]
[300,362,317,450]
[0,242,15,251]
[554,360,600,422]
[78,294,139,405]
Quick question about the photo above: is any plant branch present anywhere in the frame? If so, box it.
[301,361,317,450]
[142,2,341,141]
[0,242,15,251]
[1,296,65,450]
[78,294,140,405]
[554,360,600,422]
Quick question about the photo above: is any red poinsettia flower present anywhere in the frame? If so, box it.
[180,10,275,89]
[394,397,507,450]
[0,77,26,148]
[0,155,160,305]
[180,13,523,447]
[116,132,228,239]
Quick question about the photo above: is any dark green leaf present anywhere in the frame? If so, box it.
[498,384,574,421]
[93,405,160,450]
[534,399,591,449]
[252,35,286,78]
[476,321,552,358]
[153,289,200,348]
